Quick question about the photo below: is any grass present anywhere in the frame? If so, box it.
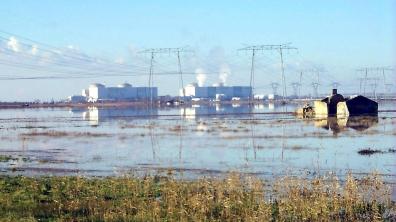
[358,149,383,155]
[358,148,396,156]
[20,130,111,137]
[0,155,16,162]
[0,155,31,163]
[0,173,394,221]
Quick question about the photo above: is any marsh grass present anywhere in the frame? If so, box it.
[358,148,396,156]
[0,155,16,162]
[20,130,111,137]
[0,173,394,221]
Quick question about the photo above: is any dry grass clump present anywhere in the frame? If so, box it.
[358,148,396,156]
[19,130,111,137]
[0,173,394,221]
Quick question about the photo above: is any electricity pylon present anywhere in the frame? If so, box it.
[311,82,320,98]
[238,43,298,102]
[357,66,393,97]
[299,68,325,98]
[270,82,280,96]
[290,82,301,98]
[139,47,193,102]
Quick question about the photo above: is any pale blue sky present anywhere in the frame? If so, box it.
[0,0,395,101]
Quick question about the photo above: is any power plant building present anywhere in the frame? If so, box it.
[180,83,252,100]
[74,83,157,102]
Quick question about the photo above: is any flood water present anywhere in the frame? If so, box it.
[0,102,395,186]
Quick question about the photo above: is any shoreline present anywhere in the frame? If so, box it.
[1,98,395,109]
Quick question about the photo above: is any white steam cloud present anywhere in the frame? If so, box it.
[31,44,38,55]
[7,36,20,52]
[195,68,206,87]
[114,57,125,64]
[218,63,231,85]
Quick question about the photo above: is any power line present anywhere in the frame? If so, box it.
[238,43,298,101]
[356,66,393,97]
[138,47,193,102]
[0,31,143,70]
[270,82,280,96]
[290,82,301,97]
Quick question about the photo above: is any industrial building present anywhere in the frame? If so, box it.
[68,83,158,102]
[180,83,252,100]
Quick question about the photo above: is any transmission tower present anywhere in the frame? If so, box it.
[139,47,193,102]
[380,67,393,98]
[299,71,303,98]
[290,82,301,98]
[299,68,325,97]
[357,77,365,94]
[308,69,322,98]
[385,83,394,97]
[367,78,380,99]
[357,66,393,97]
[238,43,297,101]
[270,82,280,96]
[311,82,320,98]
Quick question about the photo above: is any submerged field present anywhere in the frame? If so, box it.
[0,102,395,178]
[1,173,395,221]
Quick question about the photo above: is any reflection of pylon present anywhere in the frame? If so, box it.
[357,78,365,94]
[369,83,377,99]
[290,82,301,97]
[311,82,320,98]
[270,82,280,96]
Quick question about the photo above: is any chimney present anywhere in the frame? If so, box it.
[332,89,337,96]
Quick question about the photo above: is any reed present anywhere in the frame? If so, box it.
[0,173,394,221]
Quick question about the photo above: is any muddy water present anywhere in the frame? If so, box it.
[0,102,395,185]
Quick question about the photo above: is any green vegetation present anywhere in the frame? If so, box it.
[0,155,16,162]
[0,155,30,163]
[0,173,394,221]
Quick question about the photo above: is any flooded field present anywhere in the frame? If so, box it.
[0,102,395,183]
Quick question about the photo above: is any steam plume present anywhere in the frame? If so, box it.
[7,37,19,52]
[219,63,231,85]
[195,68,206,87]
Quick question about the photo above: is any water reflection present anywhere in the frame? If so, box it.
[81,106,158,125]
[268,102,275,110]
[180,104,253,119]
[313,116,378,134]
[73,103,301,125]
[346,116,379,131]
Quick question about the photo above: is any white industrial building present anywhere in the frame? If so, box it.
[180,83,252,100]
[68,83,158,103]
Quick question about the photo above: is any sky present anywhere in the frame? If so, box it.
[0,0,395,101]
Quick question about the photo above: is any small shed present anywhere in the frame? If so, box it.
[313,89,345,117]
[337,95,378,116]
